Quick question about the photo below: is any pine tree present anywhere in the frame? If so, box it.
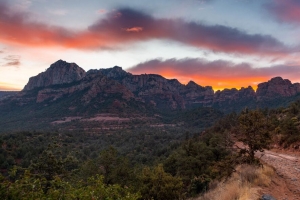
[238,109,271,164]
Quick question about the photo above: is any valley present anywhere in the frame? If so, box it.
[0,60,300,199]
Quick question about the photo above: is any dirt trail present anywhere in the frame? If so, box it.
[257,150,300,200]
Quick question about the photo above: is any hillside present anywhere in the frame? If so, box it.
[0,91,18,100]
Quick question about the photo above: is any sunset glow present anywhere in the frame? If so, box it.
[1,0,300,91]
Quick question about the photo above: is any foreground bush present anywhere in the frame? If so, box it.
[0,171,140,200]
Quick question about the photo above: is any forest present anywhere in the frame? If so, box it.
[1,100,300,199]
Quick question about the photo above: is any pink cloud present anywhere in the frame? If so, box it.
[128,58,300,90]
[2,55,21,67]
[98,9,107,14]
[266,0,300,24]
[125,27,143,32]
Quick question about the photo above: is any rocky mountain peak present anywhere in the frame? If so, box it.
[269,77,291,84]
[240,86,255,93]
[50,59,67,67]
[186,81,199,87]
[99,66,131,80]
[256,76,300,100]
[23,60,86,91]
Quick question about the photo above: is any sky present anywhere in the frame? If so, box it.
[1,0,300,91]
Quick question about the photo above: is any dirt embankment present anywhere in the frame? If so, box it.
[257,149,300,200]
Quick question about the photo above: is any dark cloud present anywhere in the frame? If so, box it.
[265,0,300,24]
[128,58,300,89]
[0,2,295,57]
[2,55,20,67]
[88,8,293,56]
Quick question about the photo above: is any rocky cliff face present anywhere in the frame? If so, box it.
[35,69,134,108]
[14,60,300,113]
[214,86,255,103]
[23,60,86,91]
[98,67,214,109]
[256,77,300,101]
[99,66,130,80]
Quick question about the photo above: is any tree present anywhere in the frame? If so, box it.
[0,171,140,200]
[238,109,271,164]
[29,143,78,194]
[98,146,133,186]
[140,164,183,200]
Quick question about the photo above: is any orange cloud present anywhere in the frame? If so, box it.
[0,2,296,59]
[128,58,300,91]
[125,27,143,32]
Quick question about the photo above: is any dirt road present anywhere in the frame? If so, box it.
[257,150,300,200]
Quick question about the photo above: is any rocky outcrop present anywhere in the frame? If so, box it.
[261,194,276,200]
[99,66,130,80]
[35,70,134,105]
[96,67,215,109]
[23,60,86,91]
[214,86,255,103]
[123,74,187,109]
[180,81,214,107]
[211,86,256,112]
[81,73,134,104]
[256,77,300,101]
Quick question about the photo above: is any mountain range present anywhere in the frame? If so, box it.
[1,59,300,132]
[21,60,300,110]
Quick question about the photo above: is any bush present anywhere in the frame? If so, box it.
[140,164,183,200]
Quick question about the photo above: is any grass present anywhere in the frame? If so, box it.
[194,164,275,200]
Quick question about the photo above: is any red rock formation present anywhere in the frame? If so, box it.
[16,61,300,112]
[256,77,300,101]
[23,60,86,91]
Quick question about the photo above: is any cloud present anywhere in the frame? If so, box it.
[14,0,32,11]
[98,9,107,14]
[48,9,68,16]
[125,27,143,32]
[88,8,295,57]
[266,0,300,24]
[0,1,76,48]
[0,2,295,58]
[128,58,300,90]
[195,0,215,3]
[2,55,21,67]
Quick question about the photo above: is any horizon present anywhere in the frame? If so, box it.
[1,0,300,91]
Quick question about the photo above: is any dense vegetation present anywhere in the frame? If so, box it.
[1,100,300,199]
[0,94,223,133]
[0,131,232,199]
